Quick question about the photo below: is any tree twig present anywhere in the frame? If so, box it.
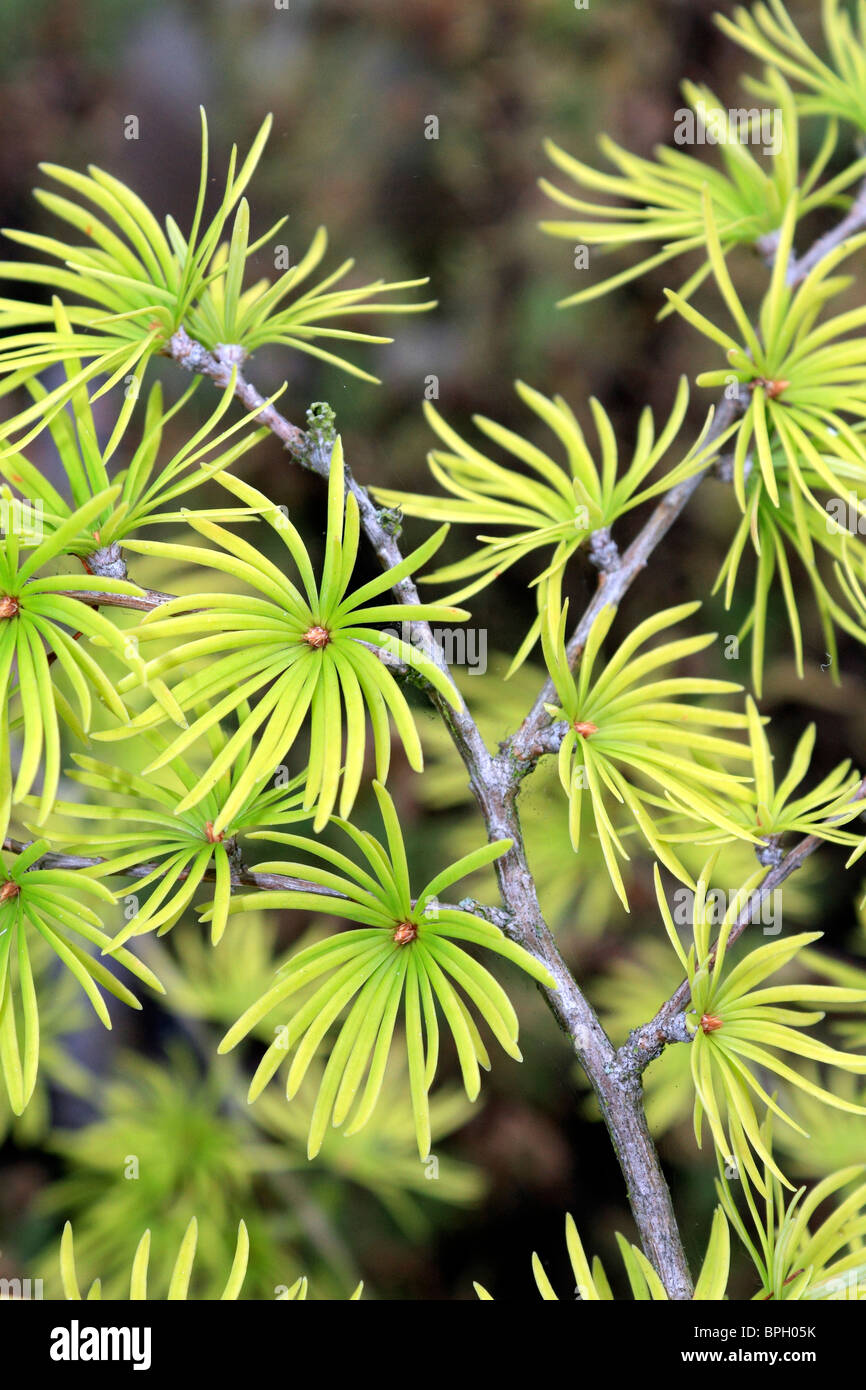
[618,775,866,1078]
[503,177,866,771]
[786,176,866,286]
[1,835,335,897]
[506,390,745,769]
[54,586,176,612]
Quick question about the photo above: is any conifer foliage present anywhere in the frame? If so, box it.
[3,3,866,1302]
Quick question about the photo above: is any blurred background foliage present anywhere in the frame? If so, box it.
[1,0,866,1301]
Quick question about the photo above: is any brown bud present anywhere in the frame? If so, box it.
[393,920,418,946]
[700,1013,723,1033]
[0,881,19,904]
[749,377,789,400]
[303,625,330,649]
[573,721,598,738]
[204,821,224,844]
[0,595,19,620]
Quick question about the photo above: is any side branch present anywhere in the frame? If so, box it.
[507,391,745,766]
[787,176,866,286]
[56,587,176,612]
[506,176,866,773]
[619,775,866,1078]
[2,835,334,897]
[0,835,470,914]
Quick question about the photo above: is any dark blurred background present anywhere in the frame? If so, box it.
[1,0,865,1301]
